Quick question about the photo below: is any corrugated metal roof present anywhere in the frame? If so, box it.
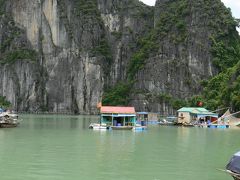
[177,107,209,113]
[100,106,136,114]
[178,107,218,117]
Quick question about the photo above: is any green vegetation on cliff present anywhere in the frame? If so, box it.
[74,0,98,17]
[197,1,240,111]
[102,82,131,106]
[0,0,6,15]
[0,96,11,108]
[91,39,112,63]
[127,0,189,80]
[0,49,37,64]
[207,1,240,71]
[200,60,240,111]
[102,0,191,106]
[103,0,240,110]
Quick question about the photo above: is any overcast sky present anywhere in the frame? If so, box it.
[139,0,240,19]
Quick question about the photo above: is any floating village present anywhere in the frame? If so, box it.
[88,104,240,179]
[89,103,240,131]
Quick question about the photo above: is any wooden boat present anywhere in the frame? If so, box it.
[0,112,20,128]
[218,169,240,180]
[226,170,240,180]
[89,123,108,130]
[225,151,240,180]
[0,123,18,128]
[158,119,174,126]
[173,122,194,127]
[111,126,133,130]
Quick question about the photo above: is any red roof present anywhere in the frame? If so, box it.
[100,106,136,114]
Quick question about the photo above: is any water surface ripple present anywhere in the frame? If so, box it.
[0,114,237,180]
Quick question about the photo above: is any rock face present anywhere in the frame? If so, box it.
[0,0,238,114]
[130,0,238,115]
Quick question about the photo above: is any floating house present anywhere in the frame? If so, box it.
[137,112,160,125]
[100,106,137,130]
[177,107,218,124]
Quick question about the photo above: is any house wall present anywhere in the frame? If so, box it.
[178,112,191,123]
[148,113,159,121]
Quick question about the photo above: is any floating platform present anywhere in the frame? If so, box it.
[207,124,230,129]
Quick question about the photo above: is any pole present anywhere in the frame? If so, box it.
[111,114,113,126]
[211,107,230,113]
[224,110,240,118]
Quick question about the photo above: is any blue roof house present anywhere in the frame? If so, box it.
[177,107,218,124]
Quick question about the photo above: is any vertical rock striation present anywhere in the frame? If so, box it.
[129,0,238,114]
[0,0,238,114]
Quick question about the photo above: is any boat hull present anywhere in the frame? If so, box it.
[111,126,133,130]
[89,123,108,130]
[173,122,194,127]
[207,124,230,129]
[132,126,147,131]
[226,170,240,180]
[0,123,18,128]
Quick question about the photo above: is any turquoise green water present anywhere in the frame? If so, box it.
[0,114,238,180]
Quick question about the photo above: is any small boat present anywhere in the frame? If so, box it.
[207,124,230,129]
[132,125,147,131]
[111,126,133,130]
[89,123,108,130]
[225,151,240,179]
[173,122,194,127]
[158,119,174,126]
[0,112,20,128]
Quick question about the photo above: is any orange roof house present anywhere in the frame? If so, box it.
[100,106,136,114]
[100,106,136,129]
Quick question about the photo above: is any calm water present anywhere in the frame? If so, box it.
[0,114,238,180]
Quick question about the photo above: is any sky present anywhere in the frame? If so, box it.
[139,0,240,20]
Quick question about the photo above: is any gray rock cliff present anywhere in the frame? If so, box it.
[0,0,237,114]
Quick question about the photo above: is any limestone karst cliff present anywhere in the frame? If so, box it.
[0,0,239,114]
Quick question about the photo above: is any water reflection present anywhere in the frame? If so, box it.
[20,114,99,130]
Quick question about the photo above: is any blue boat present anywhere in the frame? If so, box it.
[207,124,230,129]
